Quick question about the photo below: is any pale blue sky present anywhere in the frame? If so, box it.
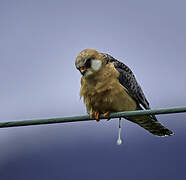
[0,0,186,179]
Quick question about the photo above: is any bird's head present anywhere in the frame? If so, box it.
[75,49,105,77]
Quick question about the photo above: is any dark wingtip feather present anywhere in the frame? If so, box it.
[156,128,174,137]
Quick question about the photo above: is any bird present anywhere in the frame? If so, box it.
[75,49,173,137]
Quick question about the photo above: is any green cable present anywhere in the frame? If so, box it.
[0,106,186,128]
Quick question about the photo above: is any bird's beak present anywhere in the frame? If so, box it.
[79,66,87,75]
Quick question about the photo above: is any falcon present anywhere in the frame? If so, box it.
[75,49,173,136]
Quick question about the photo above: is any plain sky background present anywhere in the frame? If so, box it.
[0,0,186,179]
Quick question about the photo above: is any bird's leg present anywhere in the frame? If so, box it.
[95,111,100,121]
[103,111,110,118]
[90,110,100,121]
[90,109,95,119]
[103,111,111,121]
[90,111,94,119]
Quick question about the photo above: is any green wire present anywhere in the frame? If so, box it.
[0,106,186,128]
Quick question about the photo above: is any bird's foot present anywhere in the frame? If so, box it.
[90,112,94,119]
[103,111,110,118]
[103,111,111,121]
[90,111,100,121]
[95,111,100,121]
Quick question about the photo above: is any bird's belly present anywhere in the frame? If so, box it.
[85,86,137,113]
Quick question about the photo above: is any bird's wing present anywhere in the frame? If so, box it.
[102,53,157,121]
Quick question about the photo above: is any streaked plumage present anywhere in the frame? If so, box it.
[75,49,173,136]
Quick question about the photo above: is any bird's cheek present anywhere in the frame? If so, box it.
[91,60,102,71]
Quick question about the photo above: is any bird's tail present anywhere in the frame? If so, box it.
[126,113,174,137]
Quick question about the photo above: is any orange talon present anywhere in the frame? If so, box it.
[103,111,110,118]
[90,112,94,119]
[95,111,100,121]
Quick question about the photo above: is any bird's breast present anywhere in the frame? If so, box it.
[80,64,137,113]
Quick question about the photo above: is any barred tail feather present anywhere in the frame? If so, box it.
[127,115,174,136]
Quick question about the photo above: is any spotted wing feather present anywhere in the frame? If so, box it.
[101,53,173,136]
[102,53,157,121]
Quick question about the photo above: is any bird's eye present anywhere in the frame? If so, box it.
[85,58,92,68]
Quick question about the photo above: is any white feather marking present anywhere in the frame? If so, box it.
[91,60,102,71]
[117,118,122,146]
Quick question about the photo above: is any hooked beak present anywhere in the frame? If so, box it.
[79,66,87,75]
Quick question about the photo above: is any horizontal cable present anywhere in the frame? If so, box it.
[0,106,186,128]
